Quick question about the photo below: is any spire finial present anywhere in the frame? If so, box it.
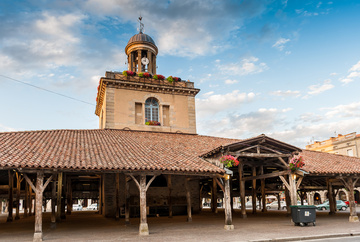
[138,15,144,33]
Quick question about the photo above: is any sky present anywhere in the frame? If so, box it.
[0,0,360,148]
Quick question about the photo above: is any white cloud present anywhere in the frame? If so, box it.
[322,101,360,118]
[0,124,17,132]
[340,60,360,84]
[307,79,334,95]
[196,90,255,118]
[269,90,300,97]
[272,38,290,51]
[225,79,238,84]
[217,57,268,76]
[330,72,338,76]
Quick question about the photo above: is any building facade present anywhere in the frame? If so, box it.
[306,132,360,157]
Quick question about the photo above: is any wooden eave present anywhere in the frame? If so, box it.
[95,78,106,116]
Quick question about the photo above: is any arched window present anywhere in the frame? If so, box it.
[145,97,159,122]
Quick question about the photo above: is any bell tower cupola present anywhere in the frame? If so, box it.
[125,17,158,74]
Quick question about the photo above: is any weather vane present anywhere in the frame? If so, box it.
[138,15,144,33]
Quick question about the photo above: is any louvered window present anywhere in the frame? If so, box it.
[145,98,159,122]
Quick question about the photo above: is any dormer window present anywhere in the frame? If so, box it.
[145,97,159,123]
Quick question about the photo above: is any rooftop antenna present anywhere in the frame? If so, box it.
[138,15,144,33]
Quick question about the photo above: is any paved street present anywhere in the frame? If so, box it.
[1,209,360,241]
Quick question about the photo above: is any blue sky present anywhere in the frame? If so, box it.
[1,0,360,147]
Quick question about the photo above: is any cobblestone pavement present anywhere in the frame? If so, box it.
[1,209,360,241]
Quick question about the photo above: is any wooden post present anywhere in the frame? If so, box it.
[168,175,173,218]
[66,178,72,215]
[224,175,234,230]
[289,174,297,206]
[124,176,130,225]
[56,172,62,222]
[61,174,66,219]
[129,174,157,236]
[116,173,120,220]
[327,178,336,215]
[277,193,281,210]
[285,186,291,215]
[34,171,44,242]
[51,179,56,228]
[98,174,102,215]
[23,172,53,242]
[139,175,148,235]
[24,181,28,217]
[230,179,234,212]
[238,163,247,218]
[15,172,21,220]
[7,170,14,222]
[212,178,218,213]
[260,166,267,212]
[29,180,33,216]
[185,177,192,222]
[341,177,359,222]
[252,167,257,214]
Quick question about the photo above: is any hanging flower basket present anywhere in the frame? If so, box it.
[289,156,305,171]
[220,155,239,168]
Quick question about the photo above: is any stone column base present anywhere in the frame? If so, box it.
[187,217,192,222]
[33,232,43,242]
[349,215,359,222]
[224,224,234,230]
[240,213,247,219]
[125,220,130,225]
[139,223,149,236]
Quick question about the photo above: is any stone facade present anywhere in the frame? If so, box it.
[96,74,200,134]
[306,132,360,157]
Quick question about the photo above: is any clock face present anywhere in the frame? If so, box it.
[141,57,149,65]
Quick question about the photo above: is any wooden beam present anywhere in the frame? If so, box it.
[216,178,224,192]
[230,152,292,158]
[242,170,290,181]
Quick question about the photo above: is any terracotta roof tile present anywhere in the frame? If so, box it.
[0,129,239,174]
[301,149,360,174]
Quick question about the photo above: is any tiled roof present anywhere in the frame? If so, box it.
[0,129,239,174]
[301,149,360,174]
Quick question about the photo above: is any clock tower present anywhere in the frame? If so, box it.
[95,18,200,134]
[125,17,157,74]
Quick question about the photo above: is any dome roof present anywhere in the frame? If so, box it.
[127,33,156,46]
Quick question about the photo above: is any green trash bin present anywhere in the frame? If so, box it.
[290,205,316,227]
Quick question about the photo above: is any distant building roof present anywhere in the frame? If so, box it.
[301,149,360,174]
